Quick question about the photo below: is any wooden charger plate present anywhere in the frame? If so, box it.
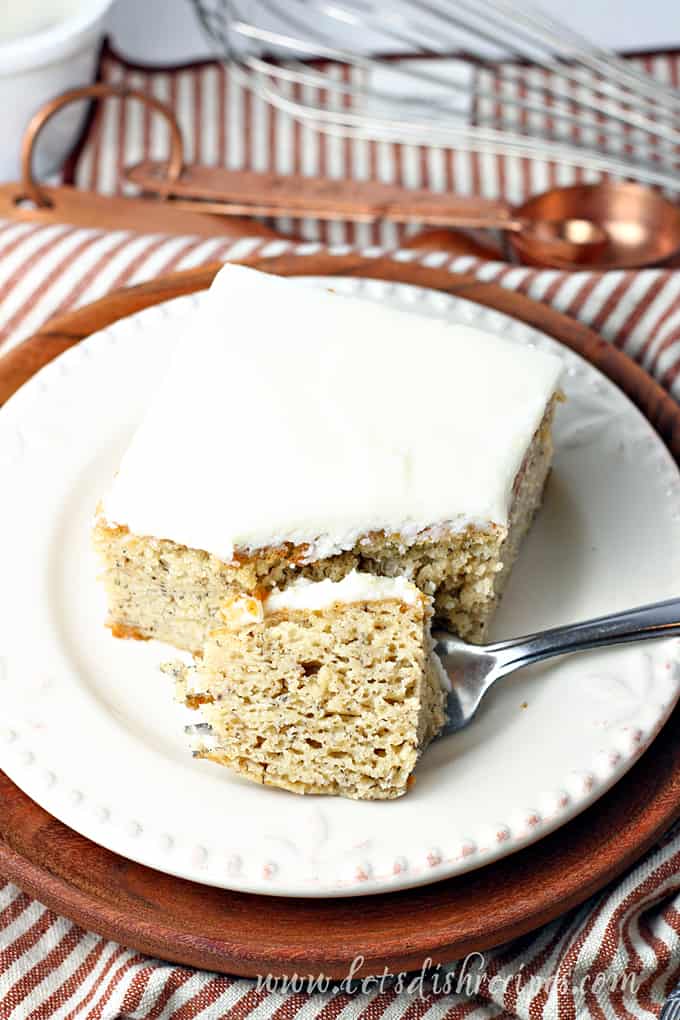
[1,251,679,978]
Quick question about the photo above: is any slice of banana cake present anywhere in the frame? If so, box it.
[172,571,448,800]
[94,262,563,650]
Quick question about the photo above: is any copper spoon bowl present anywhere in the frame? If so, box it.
[507,213,608,267]
[509,181,680,270]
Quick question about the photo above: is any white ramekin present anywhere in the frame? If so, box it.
[0,0,115,184]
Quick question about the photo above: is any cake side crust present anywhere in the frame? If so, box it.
[93,519,503,651]
[94,394,560,649]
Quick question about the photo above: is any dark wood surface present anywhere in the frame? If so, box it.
[1,253,679,978]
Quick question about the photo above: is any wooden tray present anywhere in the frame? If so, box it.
[1,252,679,979]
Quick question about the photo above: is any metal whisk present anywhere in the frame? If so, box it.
[190,0,680,191]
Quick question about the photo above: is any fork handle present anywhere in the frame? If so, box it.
[489,596,680,675]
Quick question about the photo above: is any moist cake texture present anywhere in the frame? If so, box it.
[171,572,448,800]
[94,263,563,649]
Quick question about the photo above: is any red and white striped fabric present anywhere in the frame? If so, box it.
[2,40,680,1020]
[2,222,680,402]
[472,52,680,202]
[69,43,680,245]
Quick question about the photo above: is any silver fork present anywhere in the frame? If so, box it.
[434,596,680,735]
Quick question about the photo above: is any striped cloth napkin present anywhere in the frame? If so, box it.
[1,39,680,1020]
[68,41,680,243]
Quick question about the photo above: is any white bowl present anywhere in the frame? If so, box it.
[0,0,115,184]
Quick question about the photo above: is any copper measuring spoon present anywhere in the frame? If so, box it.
[125,151,613,267]
[127,157,680,270]
[505,181,680,270]
[471,205,609,266]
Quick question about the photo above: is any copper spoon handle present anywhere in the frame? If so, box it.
[126,160,522,228]
[22,84,524,231]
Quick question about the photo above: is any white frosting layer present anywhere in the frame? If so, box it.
[264,570,421,612]
[103,264,562,562]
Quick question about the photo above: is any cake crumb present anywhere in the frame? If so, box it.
[174,577,446,800]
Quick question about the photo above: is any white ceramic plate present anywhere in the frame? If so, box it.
[1,277,679,899]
